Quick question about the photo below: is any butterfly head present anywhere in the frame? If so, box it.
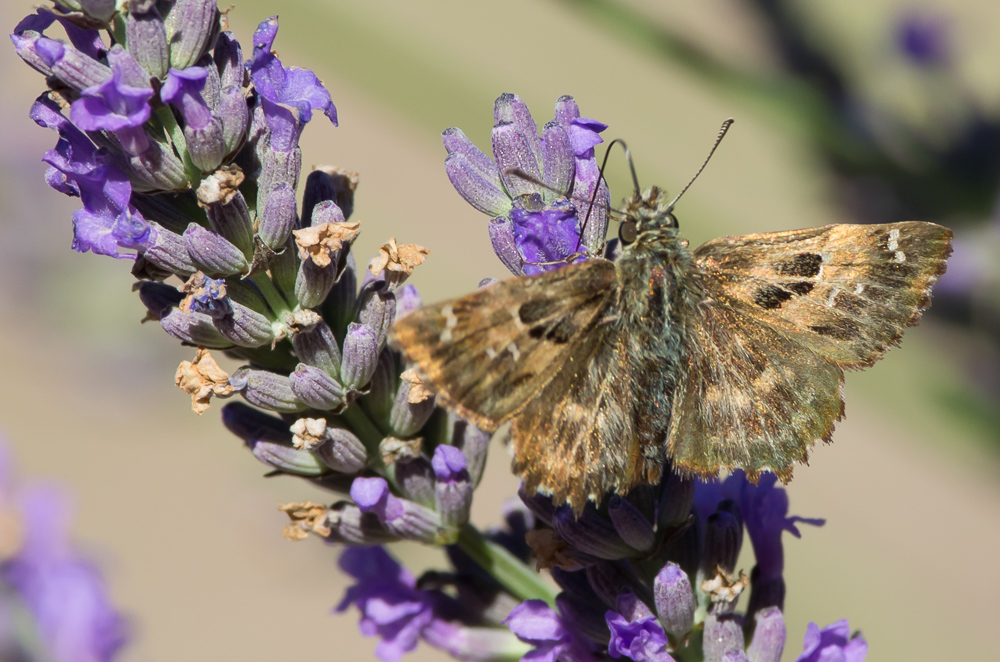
[618,186,679,247]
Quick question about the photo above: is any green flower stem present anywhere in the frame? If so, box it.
[340,404,401,491]
[457,523,557,606]
[252,274,292,318]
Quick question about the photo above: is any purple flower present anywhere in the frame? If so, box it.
[795,620,867,662]
[510,196,585,276]
[504,600,600,662]
[70,64,153,155]
[12,8,106,61]
[605,611,674,662]
[0,443,129,662]
[443,94,610,276]
[337,546,445,662]
[161,67,213,130]
[31,96,154,258]
[896,11,950,68]
[248,17,338,152]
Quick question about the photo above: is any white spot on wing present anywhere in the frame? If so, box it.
[853,284,864,295]
[893,250,906,263]
[506,343,521,361]
[485,347,498,360]
[440,304,458,342]
[887,228,900,251]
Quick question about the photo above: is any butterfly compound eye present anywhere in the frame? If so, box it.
[619,220,638,245]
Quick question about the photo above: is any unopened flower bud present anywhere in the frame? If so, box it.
[654,562,695,639]
[77,0,117,22]
[658,468,695,529]
[703,502,743,576]
[541,120,574,195]
[183,224,249,276]
[222,403,323,475]
[433,445,472,527]
[203,186,254,258]
[137,281,183,319]
[289,363,347,411]
[552,507,635,560]
[703,611,745,662]
[389,373,435,438]
[290,418,367,474]
[608,495,655,552]
[218,85,248,156]
[321,251,358,334]
[350,477,442,544]
[164,0,219,70]
[488,216,524,275]
[126,0,169,79]
[142,223,196,276]
[585,561,650,609]
[745,607,785,662]
[214,301,275,347]
[327,501,398,545]
[292,320,342,377]
[356,280,395,350]
[229,367,307,413]
[394,457,435,507]
[340,323,379,390]
[362,349,396,422]
[213,32,244,89]
[301,169,339,226]
[160,308,232,348]
[257,182,298,250]
[127,140,190,191]
[451,419,489,488]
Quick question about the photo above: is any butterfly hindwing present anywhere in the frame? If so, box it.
[512,324,665,514]
[668,297,844,481]
[389,259,617,431]
[693,221,953,368]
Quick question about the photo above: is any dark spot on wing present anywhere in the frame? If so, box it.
[809,322,858,340]
[518,300,551,324]
[787,281,814,296]
[528,325,545,339]
[754,285,793,310]
[546,318,576,344]
[777,253,822,278]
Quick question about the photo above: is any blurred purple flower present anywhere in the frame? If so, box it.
[503,599,600,662]
[605,610,674,662]
[895,10,950,68]
[0,443,129,662]
[337,546,448,662]
[248,16,338,152]
[795,620,868,662]
[510,196,584,276]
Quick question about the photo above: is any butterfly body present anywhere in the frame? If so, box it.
[390,187,952,513]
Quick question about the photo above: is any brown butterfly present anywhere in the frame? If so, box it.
[390,165,952,515]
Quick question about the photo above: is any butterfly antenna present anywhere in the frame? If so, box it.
[666,118,734,212]
[573,138,640,252]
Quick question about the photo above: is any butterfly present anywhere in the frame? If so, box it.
[390,169,952,515]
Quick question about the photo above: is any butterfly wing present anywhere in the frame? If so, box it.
[667,296,844,481]
[389,259,617,431]
[691,221,953,367]
[668,220,952,480]
[512,325,666,514]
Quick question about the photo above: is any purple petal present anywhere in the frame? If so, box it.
[504,600,567,643]
[431,445,467,481]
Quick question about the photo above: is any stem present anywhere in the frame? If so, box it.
[457,523,557,606]
[252,274,291,318]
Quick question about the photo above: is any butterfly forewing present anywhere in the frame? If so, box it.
[693,222,953,368]
[389,259,618,431]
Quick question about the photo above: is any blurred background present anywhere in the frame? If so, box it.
[2,0,999,659]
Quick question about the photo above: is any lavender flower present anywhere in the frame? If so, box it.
[0,441,129,661]
[895,10,951,68]
[444,94,610,275]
